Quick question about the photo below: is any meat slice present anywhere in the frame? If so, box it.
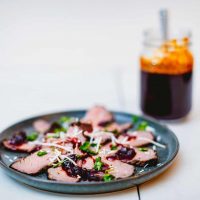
[84,131,113,144]
[131,148,157,166]
[74,145,85,156]
[105,146,157,167]
[48,167,80,182]
[83,105,113,127]
[33,119,51,134]
[66,126,86,144]
[103,159,134,179]
[100,142,113,152]
[2,131,38,153]
[104,122,132,134]
[81,157,94,170]
[118,131,154,147]
[10,148,55,174]
[3,140,37,152]
[71,121,93,133]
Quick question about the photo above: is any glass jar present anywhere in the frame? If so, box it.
[140,30,193,120]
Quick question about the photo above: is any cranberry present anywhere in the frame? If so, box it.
[107,147,136,161]
[87,170,102,181]
[9,131,26,145]
[62,155,103,181]
[117,147,136,160]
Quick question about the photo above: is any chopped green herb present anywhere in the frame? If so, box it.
[80,141,90,151]
[26,132,38,141]
[80,141,97,155]
[91,143,97,147]
[37,150,48,156]
[94,157,103,171]
[111,145,117,150]
[87,150,97,155]
[138,147,148,152]
[132,116,139,124]
[137,121,148,131]
[54,127,67,133]
[103,174,114,182]
[58,116,71,124]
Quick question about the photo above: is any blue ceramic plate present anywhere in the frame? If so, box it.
[0,110,179,194]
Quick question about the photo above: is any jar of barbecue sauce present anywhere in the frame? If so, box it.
[140,31,193,120]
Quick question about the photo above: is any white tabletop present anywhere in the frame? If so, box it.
[0,0,200,199]
[0,66,200,200]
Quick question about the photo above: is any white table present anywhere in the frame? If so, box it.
[0,66,200,200]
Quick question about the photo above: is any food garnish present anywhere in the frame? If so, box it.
[103,174,114,182]
[5,106,165,183]
[26,132,38,141]
[94,157,103,171]
[37,150,48,156]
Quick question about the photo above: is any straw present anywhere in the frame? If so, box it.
[159,9,169,41]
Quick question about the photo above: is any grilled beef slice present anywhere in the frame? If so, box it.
[10,148,55,174]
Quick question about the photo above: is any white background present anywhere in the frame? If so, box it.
[0,0,200,70]
[0,0,200,200]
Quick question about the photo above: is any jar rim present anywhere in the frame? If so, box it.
[143,28,192,47]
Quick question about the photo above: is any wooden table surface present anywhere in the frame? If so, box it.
[0,66,199,200]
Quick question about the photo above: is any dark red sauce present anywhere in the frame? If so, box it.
[107,147,136,161]
[62,154,104,181]
[141,70,193,119]
[9,131,26,145]
[67,137,80,148]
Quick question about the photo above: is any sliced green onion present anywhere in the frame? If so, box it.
[37,150,48,156]
[138,147,148,152]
